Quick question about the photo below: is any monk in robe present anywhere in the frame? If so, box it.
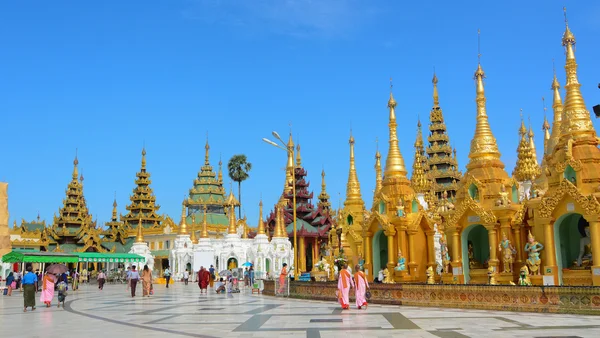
[354,265,369,309]
[337,263,354,310]
[40,272,56,307]
[278,263,288,294]
[198,267,210,294]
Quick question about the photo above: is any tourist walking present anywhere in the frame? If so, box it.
[72,270,79,290]
[22,265,38,312]
[209,265,215,288]
[354,265,369,310]
[198,266,210,294]
[129,265,140,297]
[244,268,249,287]
[183,269,189,285]
[278,263,288,294]
[126,266,132,290]
[337,263,354,310]
[5,272,15,296]
[141,265,152,297]
[40,272,56,308]
[97,270,106,290]
[163,267,171,288]
[249,266,255,287]
[15,271,22,290]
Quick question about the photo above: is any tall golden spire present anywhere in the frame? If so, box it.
[285,133,294,192]
[111,197,118,221]
[218,155,223,184]
[547,69,563,154]
[513,114,541,182]
[411,119,430,193]
[228,205,237,234]
[200,204,209,238]
[432,72,440,108]
[178,201,188,235]
[345,132,363,206]
[528,119,539,165]
[141,147,147,171]
[466,32,503,170]
[72,152,79,180]
[257,200,266,235]
[296,144,302,167]
[204,135,210,166]
[559,8,596,142]
[318,169,331,210]
[135,217,144,243]
[190,220,198,244]
[374,140,383,197]
[384,79,408,178]
[273,203,283,237]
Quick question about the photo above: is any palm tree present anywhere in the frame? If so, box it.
[227,154,252,218]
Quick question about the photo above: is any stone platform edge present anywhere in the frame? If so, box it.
[262,280,600,315]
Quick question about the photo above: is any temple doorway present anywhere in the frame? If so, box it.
[461,224,489,283]
[306,243,313,272]
[265,258,271,274]
[372,229,388,275]
[227,258,238,270]
[554,213,590,284]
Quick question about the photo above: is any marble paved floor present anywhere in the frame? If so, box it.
[1,283,600,338]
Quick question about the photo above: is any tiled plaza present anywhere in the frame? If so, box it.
[1,282,599,338]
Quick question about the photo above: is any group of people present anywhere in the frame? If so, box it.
[125,265,153,297]
[7,265,69,312]
[337,264,370,310]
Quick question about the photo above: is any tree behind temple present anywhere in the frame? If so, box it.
[227,154,252,219]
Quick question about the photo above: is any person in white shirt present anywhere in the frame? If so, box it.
[183,269,190,286]
[214,278,225,293]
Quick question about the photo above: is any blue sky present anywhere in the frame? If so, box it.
[1,1,599,228]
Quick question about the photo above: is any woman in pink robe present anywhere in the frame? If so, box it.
[354,264,369,309]
[40,273,56,307]
[337,263,354,310]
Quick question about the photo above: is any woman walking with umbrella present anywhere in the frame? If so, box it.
[40,272,57,307]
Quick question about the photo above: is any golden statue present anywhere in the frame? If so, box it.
[496,184,511,207]
[487,266,498,285]
[426,266,435,284]
[498,232,516,273]
[518,265,532,286]
[382,268,395,284]
[468,242,481,269]
[524,231,544,275]
[574,226,593,268]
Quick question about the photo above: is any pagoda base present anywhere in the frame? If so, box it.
[496,272,517,285]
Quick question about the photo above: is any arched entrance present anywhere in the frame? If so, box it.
[227,257,238,270]
[554,213,590,285]
[372,229,388,276]
[306,242,313,272]
[461,224,489,284]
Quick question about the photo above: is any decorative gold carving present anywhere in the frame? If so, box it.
[446,196,496,228]
[538,179,600,218]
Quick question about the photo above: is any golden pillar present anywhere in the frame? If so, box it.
[449,228,461,266]
[386,230,396,269]
[365,231,373,279]
[541,218,557,267]
[313,237,319,262]
[512,224,523,265]
[298,236,306,272]
[407,230,417,277]
[426,230,436,269]
[587,219,600,286]
[485,224,499,268]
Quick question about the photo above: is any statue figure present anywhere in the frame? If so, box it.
[498,232,516,273]
[394,250,406,271]
[575,226,593,268]
[426,266,435,284]
[524,231,544,275]
[518,265,532,286]
[487,266,498,285]
[497,185,510,207]
[357,252,365,270]
[396,199,405,217]
[440,235,451,273]
[530,184,539,199]
[467,242,480,269]
[382,268,395,284]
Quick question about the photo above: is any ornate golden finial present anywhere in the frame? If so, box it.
[467,34,503,170]
[141,147,147,170]
[374,144,383,198]
[528,116,538,165]
[318,169,331,209]
[345,131,363,206]
[513,112,541,182]
[228,205,237,234]
[111,196,118,221]
[542,97,551,153]
[178,201,188,235]
[477,29,481,64]
[257,200,266,235]
[432,72,440,107]
[285,132,294,191]
[273,203,283,237]
[200,204,209,238]
[411,119,430,193]
[72,150,79,180]
[204,134,210,166]
[295,143,302,167]
[190,217,198,244]
[384,81,408,178]
[218,154,223,184]
[135,217,144,243]
[558,10,596,143]
[547,68,563,154]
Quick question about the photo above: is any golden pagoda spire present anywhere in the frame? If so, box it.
[135,217,144,243]
[72,151,79,180]
[273,203,283,237]
[547,68,563,154]
[296,144,302,167]
[374,139,383,197]
[559,7,596,142]
[432,72,440,108]
[111,197,118,221]
[513,113,541,182]
[466,30,503,170]
[178,201,188,235]
[257,200,266,235]
[542,98,551,153]
[528,118,539,165]
[204,134,210,166]
[384,78,408,178]
[218,155,223,184]
[318,169,331,209]
[200,204,209,238]
[228,205,237,234]
[190,220,198,244]
[141,147,147,171]
[345,131,363,206]
[285,133,294,192]
[411,119,430,193]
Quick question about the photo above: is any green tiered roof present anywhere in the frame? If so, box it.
[185,139,229,227]
[121,148,164,230]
